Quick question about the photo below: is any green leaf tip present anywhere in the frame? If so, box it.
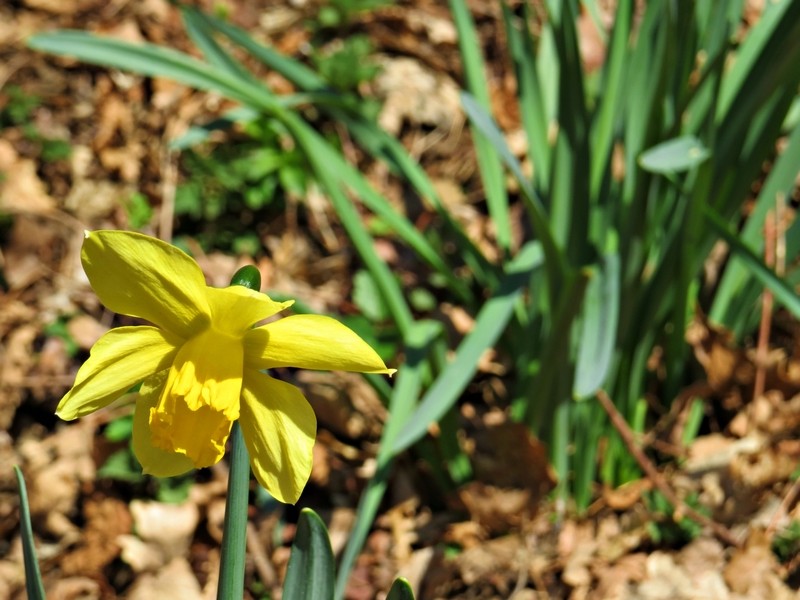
[639,135,710,174]
[387,577,415,600]
[14,465,46,600]
[284,508,335,600]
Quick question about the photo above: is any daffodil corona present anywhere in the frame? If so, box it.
[58,230,394,503]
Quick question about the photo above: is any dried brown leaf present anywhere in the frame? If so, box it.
[126,557,203,600]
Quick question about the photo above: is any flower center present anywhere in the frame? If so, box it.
[149,327,244,467]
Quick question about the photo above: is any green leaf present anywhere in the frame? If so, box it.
[281,112,415,335]
[391,242,543,454]
[284,509,335,600]
[97,449,144,483]
[27,31,279,113]
[182,6,253,81]
[103,415,133,442]
[386,577,416,600]
[681,398,705,446]
[170,106,260,150]
[460,91,565,301]
[39,138,72,162]
[155,477,194,504]
[588,0,633,197]
[704,204,800,320]
[710,112,800,333]
[186,7,488,297]
[772,520,800,563]
[716,0,800,123]
[334,321,439,599]
[409,287,436,312]
[501,2,550,195]
[573,251,620,399]
[13,466,46,600]
[352,269,390,321]
[125,192,154,230]
[638,136,710,173]
[449,0,511,253]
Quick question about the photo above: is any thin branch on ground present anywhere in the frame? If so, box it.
[596,389,742,547]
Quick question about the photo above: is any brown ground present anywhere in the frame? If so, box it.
[1,1,799,598]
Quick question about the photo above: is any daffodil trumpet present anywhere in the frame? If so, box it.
[58,230,395,504]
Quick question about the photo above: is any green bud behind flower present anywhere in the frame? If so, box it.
[230,265,261,291]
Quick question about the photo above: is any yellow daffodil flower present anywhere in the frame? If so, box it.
[57,230,394,503]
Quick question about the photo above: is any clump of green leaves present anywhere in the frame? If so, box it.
[0,85,40,128]
[452,0,800,511]
[307,0,388,119]
[26,129,72,163]
[125,192,154,229]
[175,118,309,252]
[772,520,800,563]
[311,35,381,95]
[645,490,707,547]
[0,85,71,163]
[42,317,79,358]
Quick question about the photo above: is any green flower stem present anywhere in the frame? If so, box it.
[217,421,250,599]
[218,265,262,599]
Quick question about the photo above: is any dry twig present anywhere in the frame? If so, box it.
[596,389,742,547]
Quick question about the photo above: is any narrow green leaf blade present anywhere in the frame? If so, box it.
[449,0,511,252]
[391,242,543,454]
[182,7,254,82]
[717,0,800,119]
[191,8,490,293]
[188,7,326,92]
[501,1,551,193]
[283,509,335,600]
[589,0,633,197]
[27,31,269,108]
[461,91,566,296]
[281,113,415,334]
[704,205,800,319]
[14,466,46,600]
[710,113,800,328]
[334,322,438,600]
[639,136,710,174]
[461,93,530,196]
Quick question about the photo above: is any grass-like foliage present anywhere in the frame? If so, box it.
[453,0,800,510]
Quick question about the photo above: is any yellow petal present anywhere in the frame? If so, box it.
[239,371,316,504]
[205,286,293,334]
[132,372,196,478]
[82,230,211,338]
[243,315,395,374]
[57,326,180,420]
